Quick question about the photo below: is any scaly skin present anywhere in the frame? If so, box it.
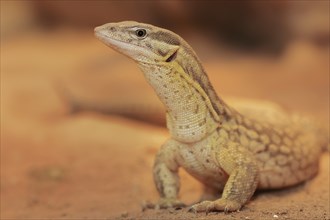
[94,21,327,213]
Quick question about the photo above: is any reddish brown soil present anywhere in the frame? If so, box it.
[1,31,329,219]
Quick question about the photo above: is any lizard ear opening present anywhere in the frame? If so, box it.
[166,50,178,62]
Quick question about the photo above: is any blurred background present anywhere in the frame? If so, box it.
[2,1,329,51]
[1,1,329,219]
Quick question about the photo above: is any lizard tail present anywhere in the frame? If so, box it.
[53,79,84,114]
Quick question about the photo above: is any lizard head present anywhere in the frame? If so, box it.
[95,21,224,122]
[94,21,181,64]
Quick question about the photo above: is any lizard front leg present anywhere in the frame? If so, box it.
[191,142,259,213]
[153,139,185,209]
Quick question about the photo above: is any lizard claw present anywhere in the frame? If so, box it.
[189,200,213,213]
[205,202,215,214]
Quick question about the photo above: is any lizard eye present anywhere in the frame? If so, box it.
[135,29,147,38]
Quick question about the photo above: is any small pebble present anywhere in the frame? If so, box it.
[273,214,279,218]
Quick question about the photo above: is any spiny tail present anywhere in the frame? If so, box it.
[53,80,166,126]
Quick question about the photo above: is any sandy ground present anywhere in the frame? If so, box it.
[1,30,329,219]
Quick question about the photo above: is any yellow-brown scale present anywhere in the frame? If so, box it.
[94,21,327,213]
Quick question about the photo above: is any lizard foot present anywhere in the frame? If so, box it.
[189,199,241,213]
[143,198,186,210]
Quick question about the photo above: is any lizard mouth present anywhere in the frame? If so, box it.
[94,31,160,65]
[94,31,128,50]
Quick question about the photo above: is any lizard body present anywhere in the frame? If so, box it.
[94,21,327,212]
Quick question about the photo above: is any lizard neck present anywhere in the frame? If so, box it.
[177,42,234,121]
[138,46,233,143]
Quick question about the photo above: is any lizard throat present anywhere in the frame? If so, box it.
[138,62,219,143]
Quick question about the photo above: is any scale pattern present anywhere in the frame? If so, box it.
[94,21,328,212]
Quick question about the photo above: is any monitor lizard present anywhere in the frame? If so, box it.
[94,21,328,213]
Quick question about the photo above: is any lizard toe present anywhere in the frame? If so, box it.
[142,198,185,210]
[157,198,186,209]
[189,199,242,213]
[213,198,242,213]
[189,200,213,213]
